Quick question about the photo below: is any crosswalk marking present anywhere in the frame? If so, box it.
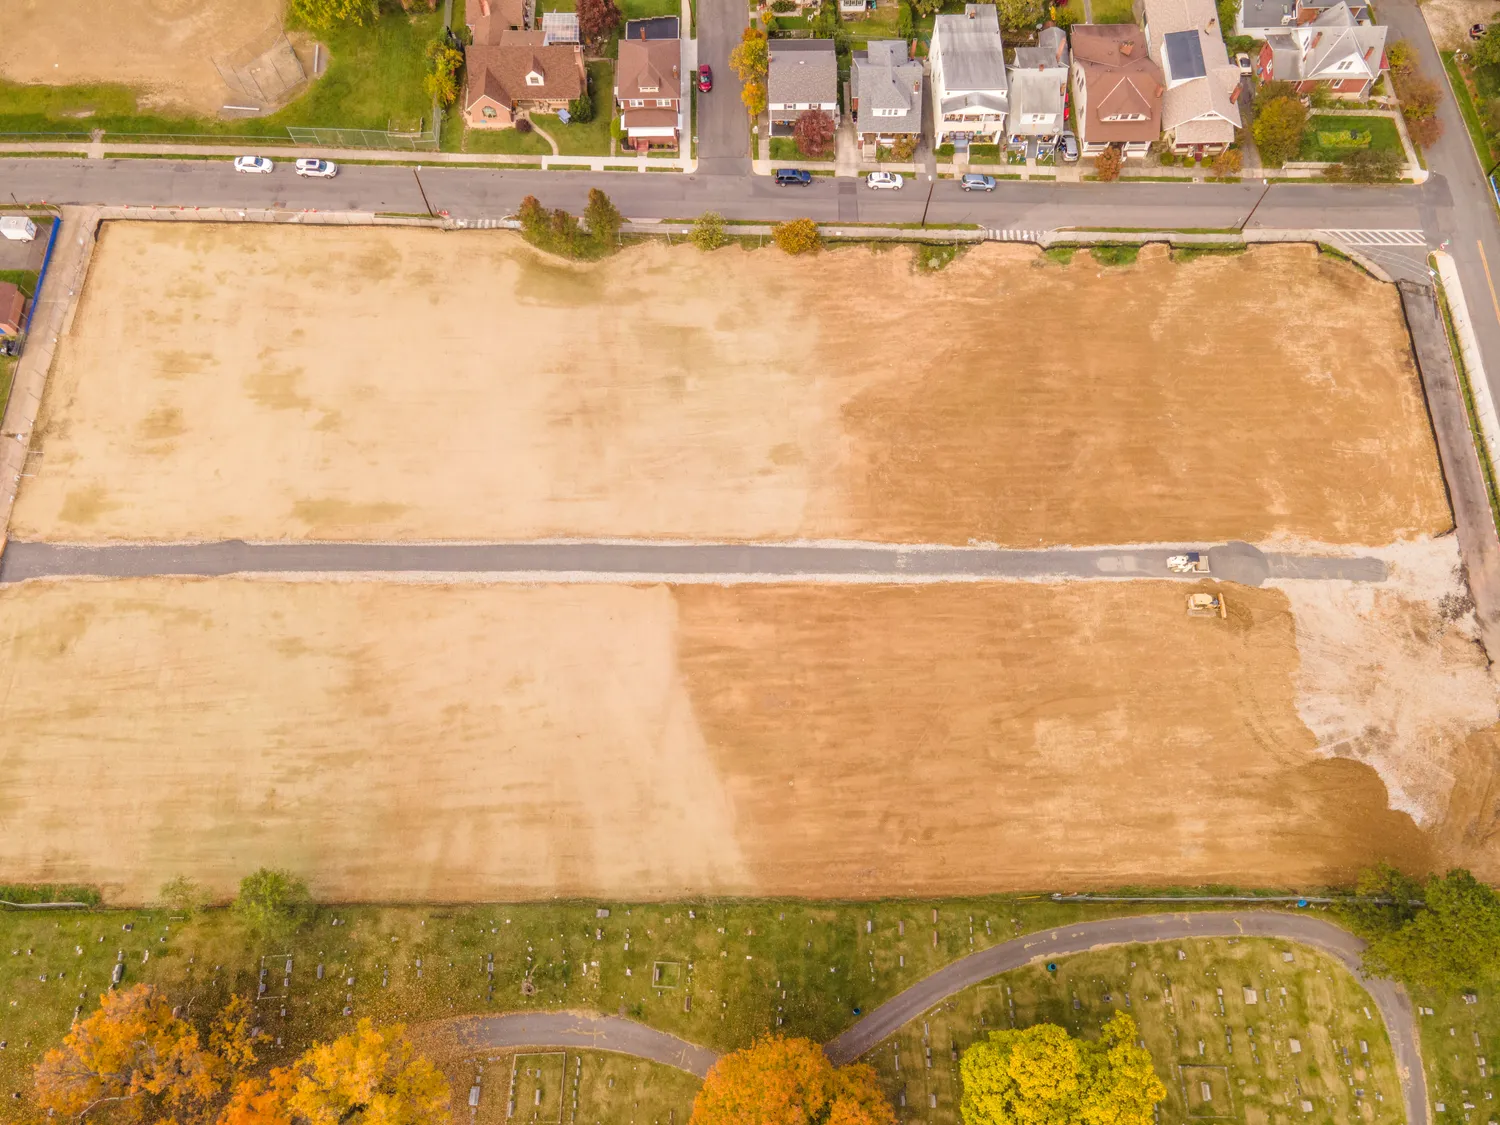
[453,217,510,229]
[986,229,1047,242]
[1320,228,1428,247]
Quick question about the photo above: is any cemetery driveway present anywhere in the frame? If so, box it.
[425,913,1427,1125]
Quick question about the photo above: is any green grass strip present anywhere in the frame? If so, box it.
[1435,268,1500,532]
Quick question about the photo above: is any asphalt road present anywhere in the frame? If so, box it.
[695,0,750,172]
[431,913,1426,1125]
[4,158,1427,231]
[0,539,1387,584]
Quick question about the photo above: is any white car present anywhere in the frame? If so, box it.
[233,155,274,174]
[866,171,904,190]
[295,158,339,178]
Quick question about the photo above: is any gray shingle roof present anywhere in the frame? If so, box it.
[769,39,838,106]
[932,4,1007,92]
[853,41,924,133]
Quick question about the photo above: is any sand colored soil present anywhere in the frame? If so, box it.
[13,224,1450,548]
[0,0,286,116]
[1423,0,1500,49]
[0,576,1463,904]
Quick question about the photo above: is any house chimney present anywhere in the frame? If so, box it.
[1119,39,1134,54]
[1363,44,1374,58]
[1230,82,1240,102]
[480,0,490,14]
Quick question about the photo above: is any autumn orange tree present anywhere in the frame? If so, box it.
[33,984,230,1123]
[690,1037,894,1125]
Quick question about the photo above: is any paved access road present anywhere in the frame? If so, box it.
[0,539,1387,585]
[436,913,1427,1125]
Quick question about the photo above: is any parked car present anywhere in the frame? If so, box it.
[1471,22,1487,38]
[698,64,713,92]
[960,173,996,192]
[866,171,904,190]
[233,155,274,174]
[1235,51,1253,74]
[774,168,813,186]
[295,158,339,178]
[1058,131,1079,162]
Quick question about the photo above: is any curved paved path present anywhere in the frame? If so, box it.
[436,913,1426,1124]
[0,540,1386,586]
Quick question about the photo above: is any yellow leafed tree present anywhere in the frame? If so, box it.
[690,1037,895,1125]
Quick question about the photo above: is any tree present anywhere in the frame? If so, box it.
[34,984,221,1122]
[233,868,311,939]
[158,875,211,917]
[730,27,770,84]
[424,39,465,106]
[1475,23,1500,68]
[211,995,259,1077]
[569,88,595,124]
[896,0,914,38]
[810,0,841,37]
[1212,147,1242,176]
[891,134,919,161]
[690,1037,895,1125]
[992,0,1045,30]
[773,219,823,255]
[1216,0,1239,38]
[1363,869,1500,991]
[960,1014,1164,1125]
[1405,112,1443,147]
[578,0,623,43]
[518,195,548,239]
[691,211,729,250]
[584,188,623,242]
[1251,94,1307,167]
[1094,145,1123,180]
[283,1020,450,1125]
[794,110,837,157]
[289,0,379,31]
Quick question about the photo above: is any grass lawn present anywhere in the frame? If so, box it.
[1087,0,1137,22]
[0,9,439,138]
[532,60,616,155]
[441,1048,701,1125]
[462,124,555,154]
[0,270,40,299]
[1418,985,1500,1118]
[770,136,834,161]
[864,937,1402,1125]
[0,357,13,421]
[0,896,1248,1103]
[1443,51,1500,168]
[1298,113,1401,162]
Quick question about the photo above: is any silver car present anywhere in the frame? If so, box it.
[960,173,996,192]
[1058,131,1080,162]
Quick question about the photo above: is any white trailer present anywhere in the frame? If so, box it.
[0,216,37,242]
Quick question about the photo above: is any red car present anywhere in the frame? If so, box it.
[698,64,713,92]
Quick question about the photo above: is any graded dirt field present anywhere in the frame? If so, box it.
[0,0,285,115]
[12,224,1450,548]
[2,574,1490,904]
[1423,0,1500,48]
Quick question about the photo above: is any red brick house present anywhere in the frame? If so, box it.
[462,41,587,128]
[615,30,681,150]
[1254,0,1386,97]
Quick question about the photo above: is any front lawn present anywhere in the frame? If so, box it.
[463,124,555,153]
[0,270,40,298]
[0,7,440,138]
[1087,0,1137,23]
[1297,113,1401,161]
[770,136,834,161]
[533,62,616,153]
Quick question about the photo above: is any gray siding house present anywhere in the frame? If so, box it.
[769,39,840,134]
[852,41,924,149]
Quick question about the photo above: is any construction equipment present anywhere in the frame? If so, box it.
[1186,592,1228,619]
[1168,551,1210,574]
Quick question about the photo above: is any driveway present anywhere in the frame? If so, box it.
[419,912,1426,1125]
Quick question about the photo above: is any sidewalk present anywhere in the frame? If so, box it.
[0,140,696,173]
[0,205,101,556]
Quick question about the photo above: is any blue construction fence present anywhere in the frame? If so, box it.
[18,214,62,340]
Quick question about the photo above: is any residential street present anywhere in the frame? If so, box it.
[695,0,752,172]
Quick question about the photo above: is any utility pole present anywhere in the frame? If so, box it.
[413,166,435,217]
[920,174,935,228]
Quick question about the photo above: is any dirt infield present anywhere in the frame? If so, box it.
[1,573,1492,904]
[0,0,285,115]
[12,224,1449,548]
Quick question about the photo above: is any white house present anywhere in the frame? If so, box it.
[930,3,1009,150]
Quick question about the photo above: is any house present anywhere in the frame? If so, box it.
[929,4,1008,149]
[841,0,876,14]
[852,41,925,149]
[1237,0,1371,38]
[0,281,25,337]
[1070,23,1163,157]
[616,30,682,149]
[462,42,586,128]
[1137,0,1242,154]
[1007,25,1069,148]
[1255,0,1386,97]
[467,0,532,43]
[540,11,580,44]
[769,39,840,135]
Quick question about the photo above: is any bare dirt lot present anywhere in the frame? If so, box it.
[12,224,1450,548]
[0,0,285,116]
[1423,0,1500,49]
[0,572,1491,904]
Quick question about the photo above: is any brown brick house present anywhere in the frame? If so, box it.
[615,28,681,150]
[463,42,586,128]
[0,281,25,336]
